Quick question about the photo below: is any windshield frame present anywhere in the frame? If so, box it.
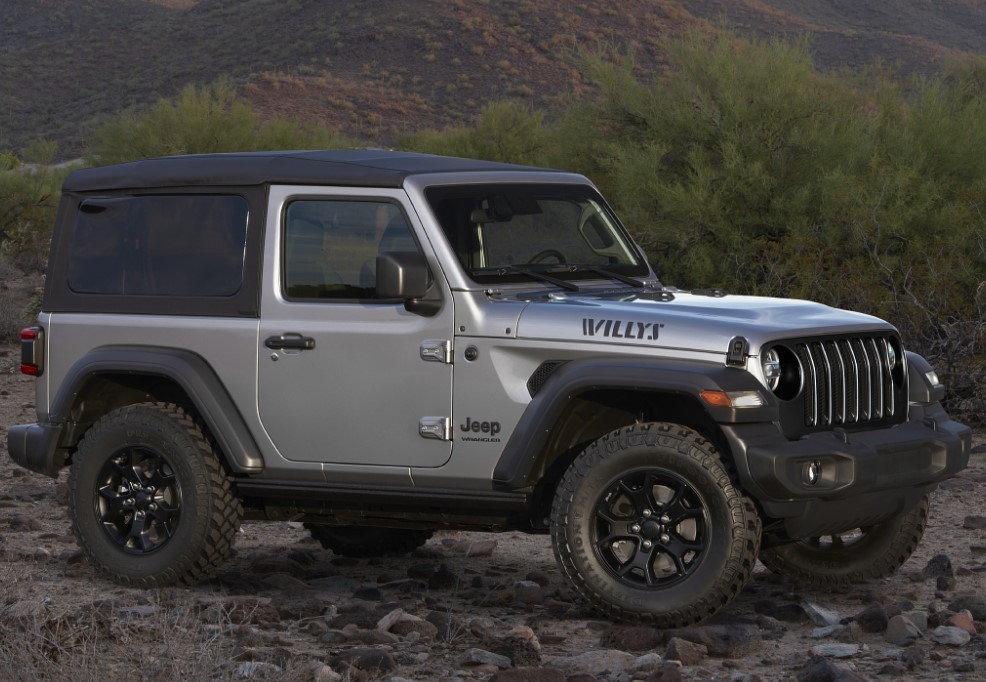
[422,181,652,287]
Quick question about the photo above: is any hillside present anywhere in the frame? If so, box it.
[2,0,986,159]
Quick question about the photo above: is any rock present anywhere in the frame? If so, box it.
[512,580,545,605]
[802,602,842,627]
[937,576,957,591]
[763,602,810,623]
[809,625,846,639]
[311,665,341,682]
[665,636,708,665]
[628,652,663,674]
[390,614,439,639]
[963,516,986,530]
[929,625,972,646]
[945,609,977,634]
[117,605,157,619]
[808,643,861,658]
[885,615,922,646]
[603,624,665,651]
[924,554,954,579]
[234,661,282,678]
[546,649,636,675]
[664,624,762,658]
[645,663,683,682]
[489,668,564,682]
[798,655,868,682]
[459,648,512,669]
[902,609,928,631]
[250,557,306,576]
[853,605,888,633]
[376,607,403,631]
[901,645,925,670]
[949,595,986,621]
[460,539,498,557]
[331,647,397,673]
[428,564,460,590]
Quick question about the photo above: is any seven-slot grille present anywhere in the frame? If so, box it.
[794,337,899,428]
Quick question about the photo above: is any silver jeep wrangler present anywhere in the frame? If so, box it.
[8,150,971,626]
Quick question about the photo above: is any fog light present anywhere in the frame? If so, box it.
[803,460,822,486]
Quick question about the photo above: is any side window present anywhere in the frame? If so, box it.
[283,199,418,301]
[68,195,248,297]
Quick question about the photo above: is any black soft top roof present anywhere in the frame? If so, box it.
[63,150,562,192]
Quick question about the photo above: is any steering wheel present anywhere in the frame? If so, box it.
[528,249,566,264]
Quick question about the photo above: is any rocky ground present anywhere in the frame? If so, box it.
[1,343,985,682]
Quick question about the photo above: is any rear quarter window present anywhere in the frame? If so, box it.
[68,195,248,297]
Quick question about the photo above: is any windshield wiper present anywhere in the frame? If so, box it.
[568,266,647,288]
[474,266,581,292]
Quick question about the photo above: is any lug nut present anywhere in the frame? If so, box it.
[630,524,641,533]
[660,534,671,543]
[660,515,671,523]
[642,540,653,549]
[642,509,652,517]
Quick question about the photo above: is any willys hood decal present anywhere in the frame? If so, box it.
[515,291,894,356]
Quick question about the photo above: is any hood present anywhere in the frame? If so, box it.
[515,290,894,357]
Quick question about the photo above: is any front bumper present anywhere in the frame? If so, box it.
[722,401,970,539]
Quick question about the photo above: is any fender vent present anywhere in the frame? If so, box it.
[527,361,566,397]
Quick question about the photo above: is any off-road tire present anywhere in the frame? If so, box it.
[68,402,242,586]
[759,495,929,586]
[305,524,433,558]
[551,422,761,627]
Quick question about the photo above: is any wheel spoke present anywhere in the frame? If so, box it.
[617,543,657,585]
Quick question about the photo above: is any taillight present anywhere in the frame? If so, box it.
[20,326,45,376]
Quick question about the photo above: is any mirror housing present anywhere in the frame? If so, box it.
[376,251,431,301]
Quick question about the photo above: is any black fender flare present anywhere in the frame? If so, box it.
[50,345,264,473]
[491,357,777,490]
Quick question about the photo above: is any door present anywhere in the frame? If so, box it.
[258,187,453,467]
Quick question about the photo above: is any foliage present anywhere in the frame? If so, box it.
[0,145,67,273]
[405,100,550,166]
[403,32,986,421]
[91,80,350,164]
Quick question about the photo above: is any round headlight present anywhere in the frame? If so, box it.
[886,340,897,372]
[761,348,781,391]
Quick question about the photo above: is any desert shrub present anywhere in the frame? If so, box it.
[404,100,550,166]
[550,34,986,422]
[0,143,67,273]
[91,79,351,165]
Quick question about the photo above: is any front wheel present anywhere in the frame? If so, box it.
[68,402,242,587]
[551,422,761,627]
[759,495,929,586]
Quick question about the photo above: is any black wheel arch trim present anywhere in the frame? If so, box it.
[491,357,777,490]
[48,346,264,474]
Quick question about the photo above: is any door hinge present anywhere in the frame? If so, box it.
[420,339,453,364]
[419,417,451,441]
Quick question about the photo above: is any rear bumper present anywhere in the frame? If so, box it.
[7,422,66,479]
[722,401,970,538]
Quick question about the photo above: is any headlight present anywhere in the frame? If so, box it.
[886,341,897,372]
[761,348,781,391]
[759,345,801,400]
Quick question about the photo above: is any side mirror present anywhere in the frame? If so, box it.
[376,251,431,301]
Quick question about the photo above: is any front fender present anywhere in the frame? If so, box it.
[491,357,776,490]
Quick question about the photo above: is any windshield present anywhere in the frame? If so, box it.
[425,183,650,285]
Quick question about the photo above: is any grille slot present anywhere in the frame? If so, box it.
[795,336,897,429]
[527,361,565,396]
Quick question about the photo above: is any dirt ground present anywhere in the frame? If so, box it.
[1,343,984,681]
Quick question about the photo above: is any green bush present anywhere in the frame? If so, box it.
[91,79,350,164]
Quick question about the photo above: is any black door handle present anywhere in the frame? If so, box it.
[265,334,316,350]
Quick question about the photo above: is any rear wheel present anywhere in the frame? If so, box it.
[759,495,929,585]
[551,422,761,626]
[68,402,242,586]
[306,524,433,558]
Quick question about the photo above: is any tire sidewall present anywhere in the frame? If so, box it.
[70,405,214,583]
[556,428,745,616]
